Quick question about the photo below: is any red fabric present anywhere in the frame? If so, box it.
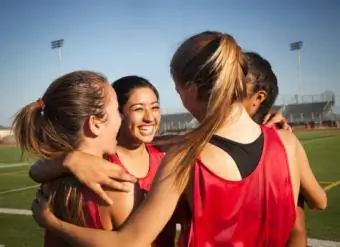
[109,144,178,247]
[184,126,296,247]
[44,145,165,247]
[44,189,106,247]
[109,144,164,192]
[82,189,105,229]
[84,144,177,247]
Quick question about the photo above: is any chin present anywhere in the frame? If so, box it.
[138,135,155,144]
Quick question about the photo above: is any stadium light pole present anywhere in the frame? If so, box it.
[51,39,64,75]
[290,41,303,103]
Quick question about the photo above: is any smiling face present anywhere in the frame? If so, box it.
[120,87,161,144]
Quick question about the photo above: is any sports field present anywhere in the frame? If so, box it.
[0,129,340,247]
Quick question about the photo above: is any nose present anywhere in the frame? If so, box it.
[143,109,154,123]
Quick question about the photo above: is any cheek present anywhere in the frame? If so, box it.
[125,113,142,130]
[183,95,196,110]
[153,111,161,123]
[178,93,189,108]
[106,112,121,136]
[115,114,122,133]
[242,99,252,111]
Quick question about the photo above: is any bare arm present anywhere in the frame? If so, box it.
[277,130,327,210]
[287,207,307,247]
[32,156,184,247]
[89,186,135,231]
[31,151,137,205]
[29,157,70,183]
[295,139,327,210]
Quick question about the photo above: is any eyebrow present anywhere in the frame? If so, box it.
[128,101,160,109]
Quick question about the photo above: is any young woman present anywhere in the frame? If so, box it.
[107,75,177,246]
[29,73,292,246]
[12,71,123,246]
[28,75,179,246]
[31,31,326,246]
[242,51,326,247]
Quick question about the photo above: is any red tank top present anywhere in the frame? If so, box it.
[83,144,178,247]
[185,126,296,247]
[108,144,164,192]
[83,144,164,228]
[44,145,165,247]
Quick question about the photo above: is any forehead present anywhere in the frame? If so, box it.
[127,87,158,103]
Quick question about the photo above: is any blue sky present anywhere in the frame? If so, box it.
[0,0,339,125]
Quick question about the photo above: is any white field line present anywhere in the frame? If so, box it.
[0,208,32,215]
[0,185,39,195]
[324,180,340,192]
[0,163,30,169]
[0,209,339,246]
[308,238,340,247]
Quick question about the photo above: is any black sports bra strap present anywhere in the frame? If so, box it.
[208,134,264,178]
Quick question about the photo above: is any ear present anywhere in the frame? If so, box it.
[245,90,268,118]
[255,90,268,104]
[87,116,103,137]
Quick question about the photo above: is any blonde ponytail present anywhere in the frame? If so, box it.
[164,32,247,191]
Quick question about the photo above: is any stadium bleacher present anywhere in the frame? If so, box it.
[158,100,338,134]
[282,102,329,124]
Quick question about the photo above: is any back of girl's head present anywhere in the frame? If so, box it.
[171,31,247,105]
[112,75,159,112]
[165,31,247,189]
[244,52,278,123]
[12,71,110,159]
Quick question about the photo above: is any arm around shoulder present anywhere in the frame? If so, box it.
[32,152,185,247]
[29,157,69,183]
[295,138,327,210]
[277,129,327,210]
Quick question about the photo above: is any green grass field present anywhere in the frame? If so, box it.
[0,146,34,164]
[0,130,340,246]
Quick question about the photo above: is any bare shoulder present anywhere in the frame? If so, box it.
[276,129,299,150]
[276,129,301,204]
[276,129,300,166]
[100,185,134,229]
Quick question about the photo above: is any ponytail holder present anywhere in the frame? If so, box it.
[36,98,45,116]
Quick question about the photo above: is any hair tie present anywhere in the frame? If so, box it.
[36,98,45,116]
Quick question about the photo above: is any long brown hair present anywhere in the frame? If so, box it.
[12,71,111,230]
[47,177,87,227]
[12,71,109,159]
[163,31,247,191]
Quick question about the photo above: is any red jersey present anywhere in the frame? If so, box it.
[108,144,164,192]
[44,144,166,247]
[84,144,177,247]
[185,126,296,247]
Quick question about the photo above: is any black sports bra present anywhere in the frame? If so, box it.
[209,133,264,178]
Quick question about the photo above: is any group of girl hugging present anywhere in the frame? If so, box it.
[13,31,326,247]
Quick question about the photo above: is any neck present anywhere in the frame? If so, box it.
[216,103,246,130]
[77,142,104,157]
[117,134,144,150]
[117,134,147,157]
[116,142,146,158]
[216,103,260,140]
